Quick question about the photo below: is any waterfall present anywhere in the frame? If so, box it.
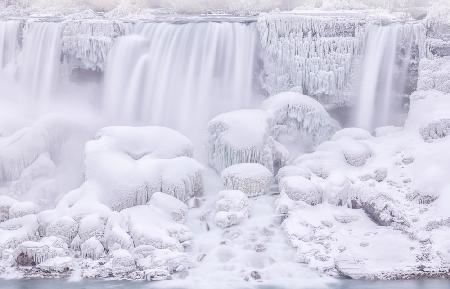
[0,20,20,70]
[18,21,62,105]
[354,23,414,131]
[103,21,262,139]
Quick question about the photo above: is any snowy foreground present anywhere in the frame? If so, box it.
[0,9,450,289]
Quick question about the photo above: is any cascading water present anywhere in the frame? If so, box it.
[0,20,20,70]
[354,23,414,131]
[18,21,62,105]
[103,21,262,139]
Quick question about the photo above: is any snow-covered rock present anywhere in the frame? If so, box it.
[262,91,340,147]
[331,128,372,141]
[207,109,279,172]
[276,165,312,183]
[80,237,104,260]
[106,249,135,274]
[9,201,39,219]
[0,195,18,222]
[78,214,105,243]
[147,192,188,224]
[36,256,73,273]
[214,190,250,228]
[104,212,133,250]
[137,249,190,280]
[279,176,323,205]
[84,126,203,210]
[14,236,68,266]
[45,216,78,244]
[221,163,273,197]
[0,214,39,249]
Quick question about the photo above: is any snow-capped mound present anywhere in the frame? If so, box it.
[0,214,39,249]
[0,195,18,222]
[208,109,282,172]
[147,192,188,224]
[14,236,68,266]
[121,205,191,251]
[262,91,340,147]
[331,128,372,141]
[81,237,104,259]
[317,137,372,167]
[45,216,79,244]
[36,256,73,273]
[104,212,133,251]
[277,165,312,183]
[106,249,135,275]
[420,118,450,142]
[84,126,203,210]
[221,163,273,197]
[214,190,250,228]
[78,214,106,243]
[279,176,323,205]
[0,116,89,184]
[9,201,39,219]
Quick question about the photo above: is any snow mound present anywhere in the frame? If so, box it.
[84,126,203,210]
[262,91,340,147]
[279,176,323,205]
[147,192,188,224]
[317,137,372,167]
[207,109,281,172]
[221,163,273,197]
[9,201,39,219]
[45,216,79,244]
[0,215,39,249]
[420,118,450,142]
[14,236,68,266]
[0,195,18,222]
[80,237,104,260]
[36,256,73,273]
[122,205,191,251]
[277,165,312,183]
[215,190,250,228]
[78,214,105,243]
[106,249,135,274]
[104,212,133,250]
[331,127,372,141]
[137,249,190,281]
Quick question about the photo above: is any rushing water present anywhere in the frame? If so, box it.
[354,23,416,131]
[0,279,449,289]
[103,21,262,139]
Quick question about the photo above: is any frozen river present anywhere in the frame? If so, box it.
[0,279,449,289]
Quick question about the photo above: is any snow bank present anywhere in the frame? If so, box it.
[221,163,273,197]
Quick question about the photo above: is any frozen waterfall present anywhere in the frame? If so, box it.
[0,20,20,70]
[103,21,262,139]
[354,23,416,131]
[18,21,62,106]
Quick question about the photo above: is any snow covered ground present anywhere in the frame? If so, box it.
[0,4,450,288]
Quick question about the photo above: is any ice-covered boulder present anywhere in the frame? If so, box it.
[84,126,203,211]
[0,195,17,222]
[221,163,273,197]
[45,216,78,244]
[207,109,280,172]
[262,91,340,147]
[137,249,190,280]
[331,128,372,141]
[36,256,73,273]
[276,165,312,183]
[14,236,68,266]
[106,249,135,274]
[104,212,133,250]
[0,214,39,249]
[420,118,450,142]
[279,176,323,205]
[122,205,191,251]
[8,201,39,219]
[317,137,372,167]
[81,237,104,260]
[78,214,105,243]
[215,190,250,228]
[147,192,188,224]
